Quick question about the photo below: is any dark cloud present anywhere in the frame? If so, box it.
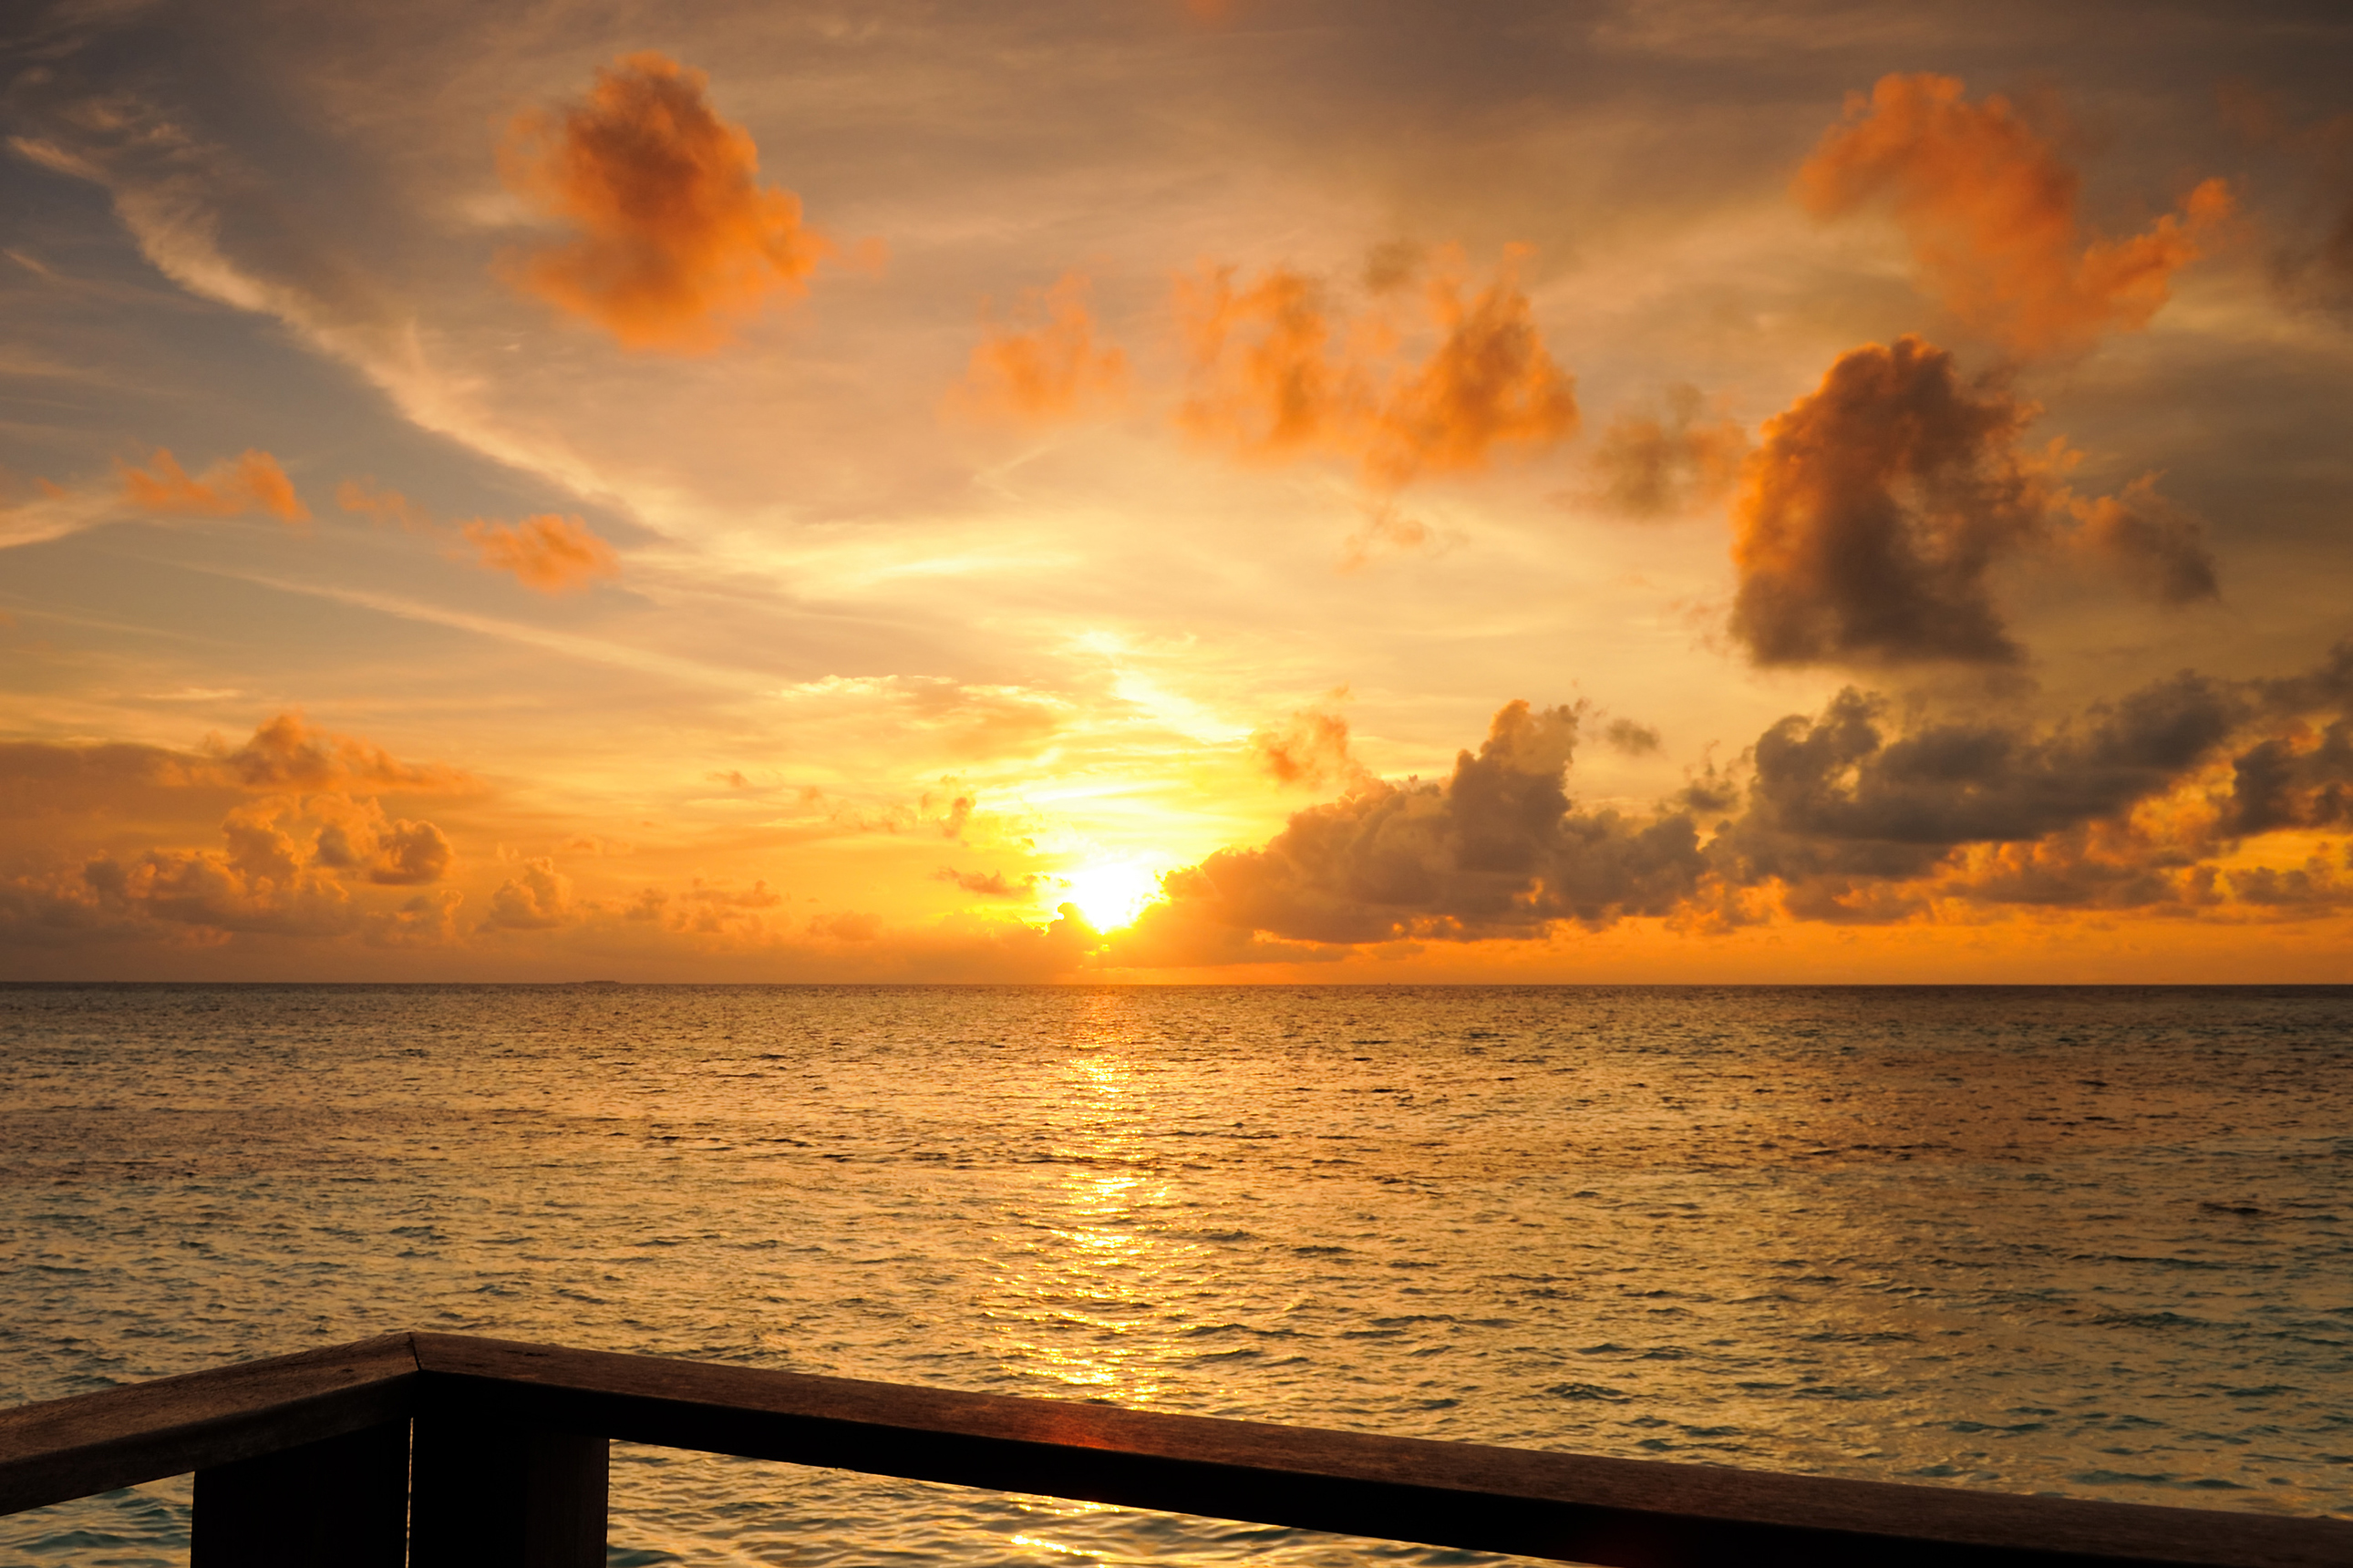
[2218,722,2353,837]
[1109,700,1707,957]
[1709,671,2247,891]
[1119,641,2353,957]
[2064,478,2220,607]
[1602,717,1663,755]
[2227,846,2353,911]
[1730,335,2218,668]
[1730,335,2043,665]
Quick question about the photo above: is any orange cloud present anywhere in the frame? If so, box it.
[1366,247,1579,488]
[1177,263,1360,460]
[460,514,621,594]
[485,858,571,930]
[1729,335,2217,667]
[214,712,474,795]
[315,810,454,886]
[955,272,1128,423]
[1248,705,1360,788]
[335,479,433,531]
[78,799,361,939]
[500,52,831,353]
[339,481,622,592]
[1177,246,1576,491]
[1797,73,2233,356]
[119,449,309,524]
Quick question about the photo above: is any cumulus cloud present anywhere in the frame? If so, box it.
[1110,700,1706,962]
[1797,73,2233,356]
[213,712,473,795]
[1708,673,2247,902]
[484,858,571,930]
[5,787,463,953]
[119,448,309,524]
[1584,386,1749,520]
[1731,336,2039,665]
[366,820,454,885]
[81,802,356,938]
[1729,335,2218,668]
[1107,644,2353,959]
[2216,718,2353,838]
[500,52,831,352]
[311,803,454,885]
[954,272,1128,423]
[2227,847,2353,911]
[1176,245,1577,494]
[460,514,622,594]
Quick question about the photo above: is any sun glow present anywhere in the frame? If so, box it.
[1061,861,1163,931]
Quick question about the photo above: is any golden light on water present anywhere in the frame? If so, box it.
[992,1019,1186,1420]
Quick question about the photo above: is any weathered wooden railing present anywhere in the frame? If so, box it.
[1,1333,2346,1567]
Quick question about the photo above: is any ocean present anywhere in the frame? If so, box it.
[2,984,2348,1566]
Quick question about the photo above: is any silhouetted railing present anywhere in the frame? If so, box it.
[1,1332,2345,1567]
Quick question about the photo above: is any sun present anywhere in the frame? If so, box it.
[1061,861,1164,931]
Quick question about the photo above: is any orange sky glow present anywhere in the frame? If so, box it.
[3,4,2349,982]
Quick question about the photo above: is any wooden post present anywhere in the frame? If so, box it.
[191,1418,409,1568]
[409,1409,606,1568]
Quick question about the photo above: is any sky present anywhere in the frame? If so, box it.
[2,0,2350,982]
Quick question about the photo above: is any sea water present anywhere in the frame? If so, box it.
[2,984,2348,1566]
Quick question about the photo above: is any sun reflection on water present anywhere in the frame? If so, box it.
[991,1008,1189,1414]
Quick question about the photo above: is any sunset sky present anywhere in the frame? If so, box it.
[4,0,2350,981]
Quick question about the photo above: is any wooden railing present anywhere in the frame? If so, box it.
[1,1333,2346,1568]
